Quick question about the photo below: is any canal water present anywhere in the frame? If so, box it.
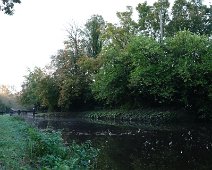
[23,115,212,170]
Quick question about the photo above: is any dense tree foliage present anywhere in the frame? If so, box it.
[136,0,212,38]
[19,67,59,111]
[92,46,130,106]
[0,0,21,15]
[136,0,170,39]
[167,0,212,36]
[165,31,212,114]
[19,0,211,118]
[83,15,105,58]
[51,49,93,111]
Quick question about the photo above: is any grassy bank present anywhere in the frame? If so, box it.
[0,115,99,169]
[0,115,30,169]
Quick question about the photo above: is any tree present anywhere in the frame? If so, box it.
[20,67,44,107]
[51,16,106,111]
[19,67,59,111]
[102,7,137,49]
[0,0,21,15]
[136,0,211,39]
[136,1,170,39]
[91,46,131,107]
[51,49,93,111]
[65,23,84,59]
[167,0,212,36]
[165,31,212,115]
[116,6,137,35]
[83,15,105,58]
[36,75,59,111]
[127,36,176,106]
[65,16,105,59]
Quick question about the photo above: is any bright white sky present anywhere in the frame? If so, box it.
[0,0,210,91]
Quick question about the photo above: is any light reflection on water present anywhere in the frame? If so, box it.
[24,115,212,170]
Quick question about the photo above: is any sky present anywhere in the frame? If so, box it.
[0,0,211,91]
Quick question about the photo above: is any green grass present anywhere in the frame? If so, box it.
[0,115,99,169]
[0,115,30,169]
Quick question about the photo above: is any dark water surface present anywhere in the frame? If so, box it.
[24,115,212,170]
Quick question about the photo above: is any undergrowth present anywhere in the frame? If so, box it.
[27,128,99,169]
[0,115,99,169]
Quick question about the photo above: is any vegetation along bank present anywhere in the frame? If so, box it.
[0,115,98,169]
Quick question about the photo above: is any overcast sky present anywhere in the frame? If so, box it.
[0,0,210,91]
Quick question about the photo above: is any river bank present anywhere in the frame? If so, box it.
[0,115,98,169]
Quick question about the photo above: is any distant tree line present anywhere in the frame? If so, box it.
[19,0,212,118]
